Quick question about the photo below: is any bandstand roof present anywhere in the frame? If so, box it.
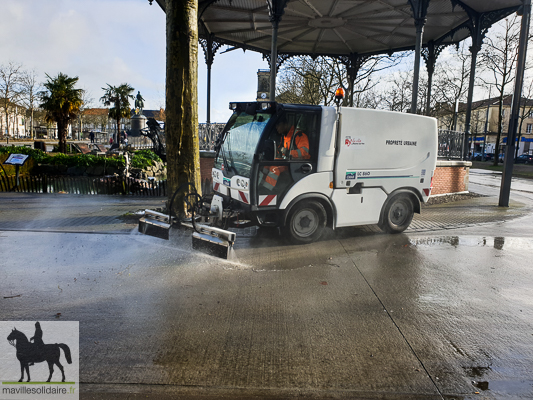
[153,0,523,57]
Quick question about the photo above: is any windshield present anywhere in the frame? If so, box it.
[215,111,272,177]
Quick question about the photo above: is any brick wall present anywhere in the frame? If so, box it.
[200,151,215,178]
[200,151,215,194]
[200,154,472,197]
[432,161,471,195]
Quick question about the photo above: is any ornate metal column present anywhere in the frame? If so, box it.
[267,0,289,101]
[200,34,222,124]
[339,53,369,107]
[409,0,430,114]
[461,5,517,158]
[463,13,485,158]
[500,0,531,207]
[422,41,449,116]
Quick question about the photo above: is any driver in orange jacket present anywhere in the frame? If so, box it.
[276,116,310,160]
[259,116,310,193]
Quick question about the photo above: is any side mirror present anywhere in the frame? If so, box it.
[262,139,276,161]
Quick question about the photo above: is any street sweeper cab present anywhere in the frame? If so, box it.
[139,98,437,258]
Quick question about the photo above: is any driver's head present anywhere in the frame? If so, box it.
[275,115,290,135]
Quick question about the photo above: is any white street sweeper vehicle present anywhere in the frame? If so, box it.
[139,96,437,258]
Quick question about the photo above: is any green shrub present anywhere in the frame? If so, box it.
[0,145,125,170]
[0,146,46,162]
[131,150,162,169]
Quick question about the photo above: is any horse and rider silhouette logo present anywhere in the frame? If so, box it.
[6,322,72,382]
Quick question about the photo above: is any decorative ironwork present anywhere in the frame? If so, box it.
[262,52,295,70]
[267,0,289,24]
[408,0,431,27]
[199,0,220,18]
[438,129,465,160]
[422,42,451,74]
[199,34,223,66]
[337,53,370,80]
[199,123,226,151]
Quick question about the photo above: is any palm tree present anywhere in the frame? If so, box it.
[100,83,134,144]
[39,73,83,153]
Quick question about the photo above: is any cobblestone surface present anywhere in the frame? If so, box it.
[0,193,165,233]
[0,190,528,235]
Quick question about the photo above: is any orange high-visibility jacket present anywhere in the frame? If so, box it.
[283,127,310,159]
[259,166,284,191]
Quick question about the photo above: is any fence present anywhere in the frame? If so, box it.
[0,174,167,196]
[128,136,154,150]
[438,129,465,160]
[123,123,224,152]
[0,174,215,197]
[199,123,225,151]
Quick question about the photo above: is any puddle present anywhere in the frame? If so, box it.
[471,379,533,396]
[489,380,533,396]
[410,236,533,250]
[464,366,533,397]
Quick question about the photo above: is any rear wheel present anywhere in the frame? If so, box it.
[284,200,327,244]
[381,194,414,234]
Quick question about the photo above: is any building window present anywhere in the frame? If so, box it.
[527,123,532,134]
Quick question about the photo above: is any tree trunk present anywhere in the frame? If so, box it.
[4,109,9,137]
[116,116,120,145]
[116,99,121,145]
[165,0,201,216]
[30,109,34,140]
[493,95,504,166]
[58,119,68,154]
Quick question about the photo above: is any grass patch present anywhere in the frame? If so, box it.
[471,160,533,179]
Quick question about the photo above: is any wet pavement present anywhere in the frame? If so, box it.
[1,170,533,400]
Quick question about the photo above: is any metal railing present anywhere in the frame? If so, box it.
[438,129,465,160]
[199,123,225,151]
[125,123,224,152]
[128,136,154,150]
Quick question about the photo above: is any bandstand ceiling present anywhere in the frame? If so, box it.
[193,0,523,57]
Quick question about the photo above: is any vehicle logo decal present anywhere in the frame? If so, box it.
[345,171,357,180]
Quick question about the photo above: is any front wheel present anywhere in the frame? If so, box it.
[381,194,414,234]
[283,200,327,244]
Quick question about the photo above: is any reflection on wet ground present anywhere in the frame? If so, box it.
[409,236,533,250]
[465,365,533,397]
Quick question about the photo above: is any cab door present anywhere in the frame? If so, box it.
[255,108,321,207]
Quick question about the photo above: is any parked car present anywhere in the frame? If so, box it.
[472,152,493,161]
[515,154,533,164]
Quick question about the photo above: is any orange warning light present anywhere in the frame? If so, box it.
[335,87,345,101]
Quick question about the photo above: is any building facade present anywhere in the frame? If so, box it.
[437,96,533,156]
[0,100,27,138]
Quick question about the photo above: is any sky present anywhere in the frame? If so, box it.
[1,0,268,124]
[2,1,529,125]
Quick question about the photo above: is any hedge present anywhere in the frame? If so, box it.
[0,146,163,173]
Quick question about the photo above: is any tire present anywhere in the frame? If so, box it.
[381,194,414,234]
[283,200,327,244]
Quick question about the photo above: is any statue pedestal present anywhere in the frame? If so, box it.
[130,114,147,136]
